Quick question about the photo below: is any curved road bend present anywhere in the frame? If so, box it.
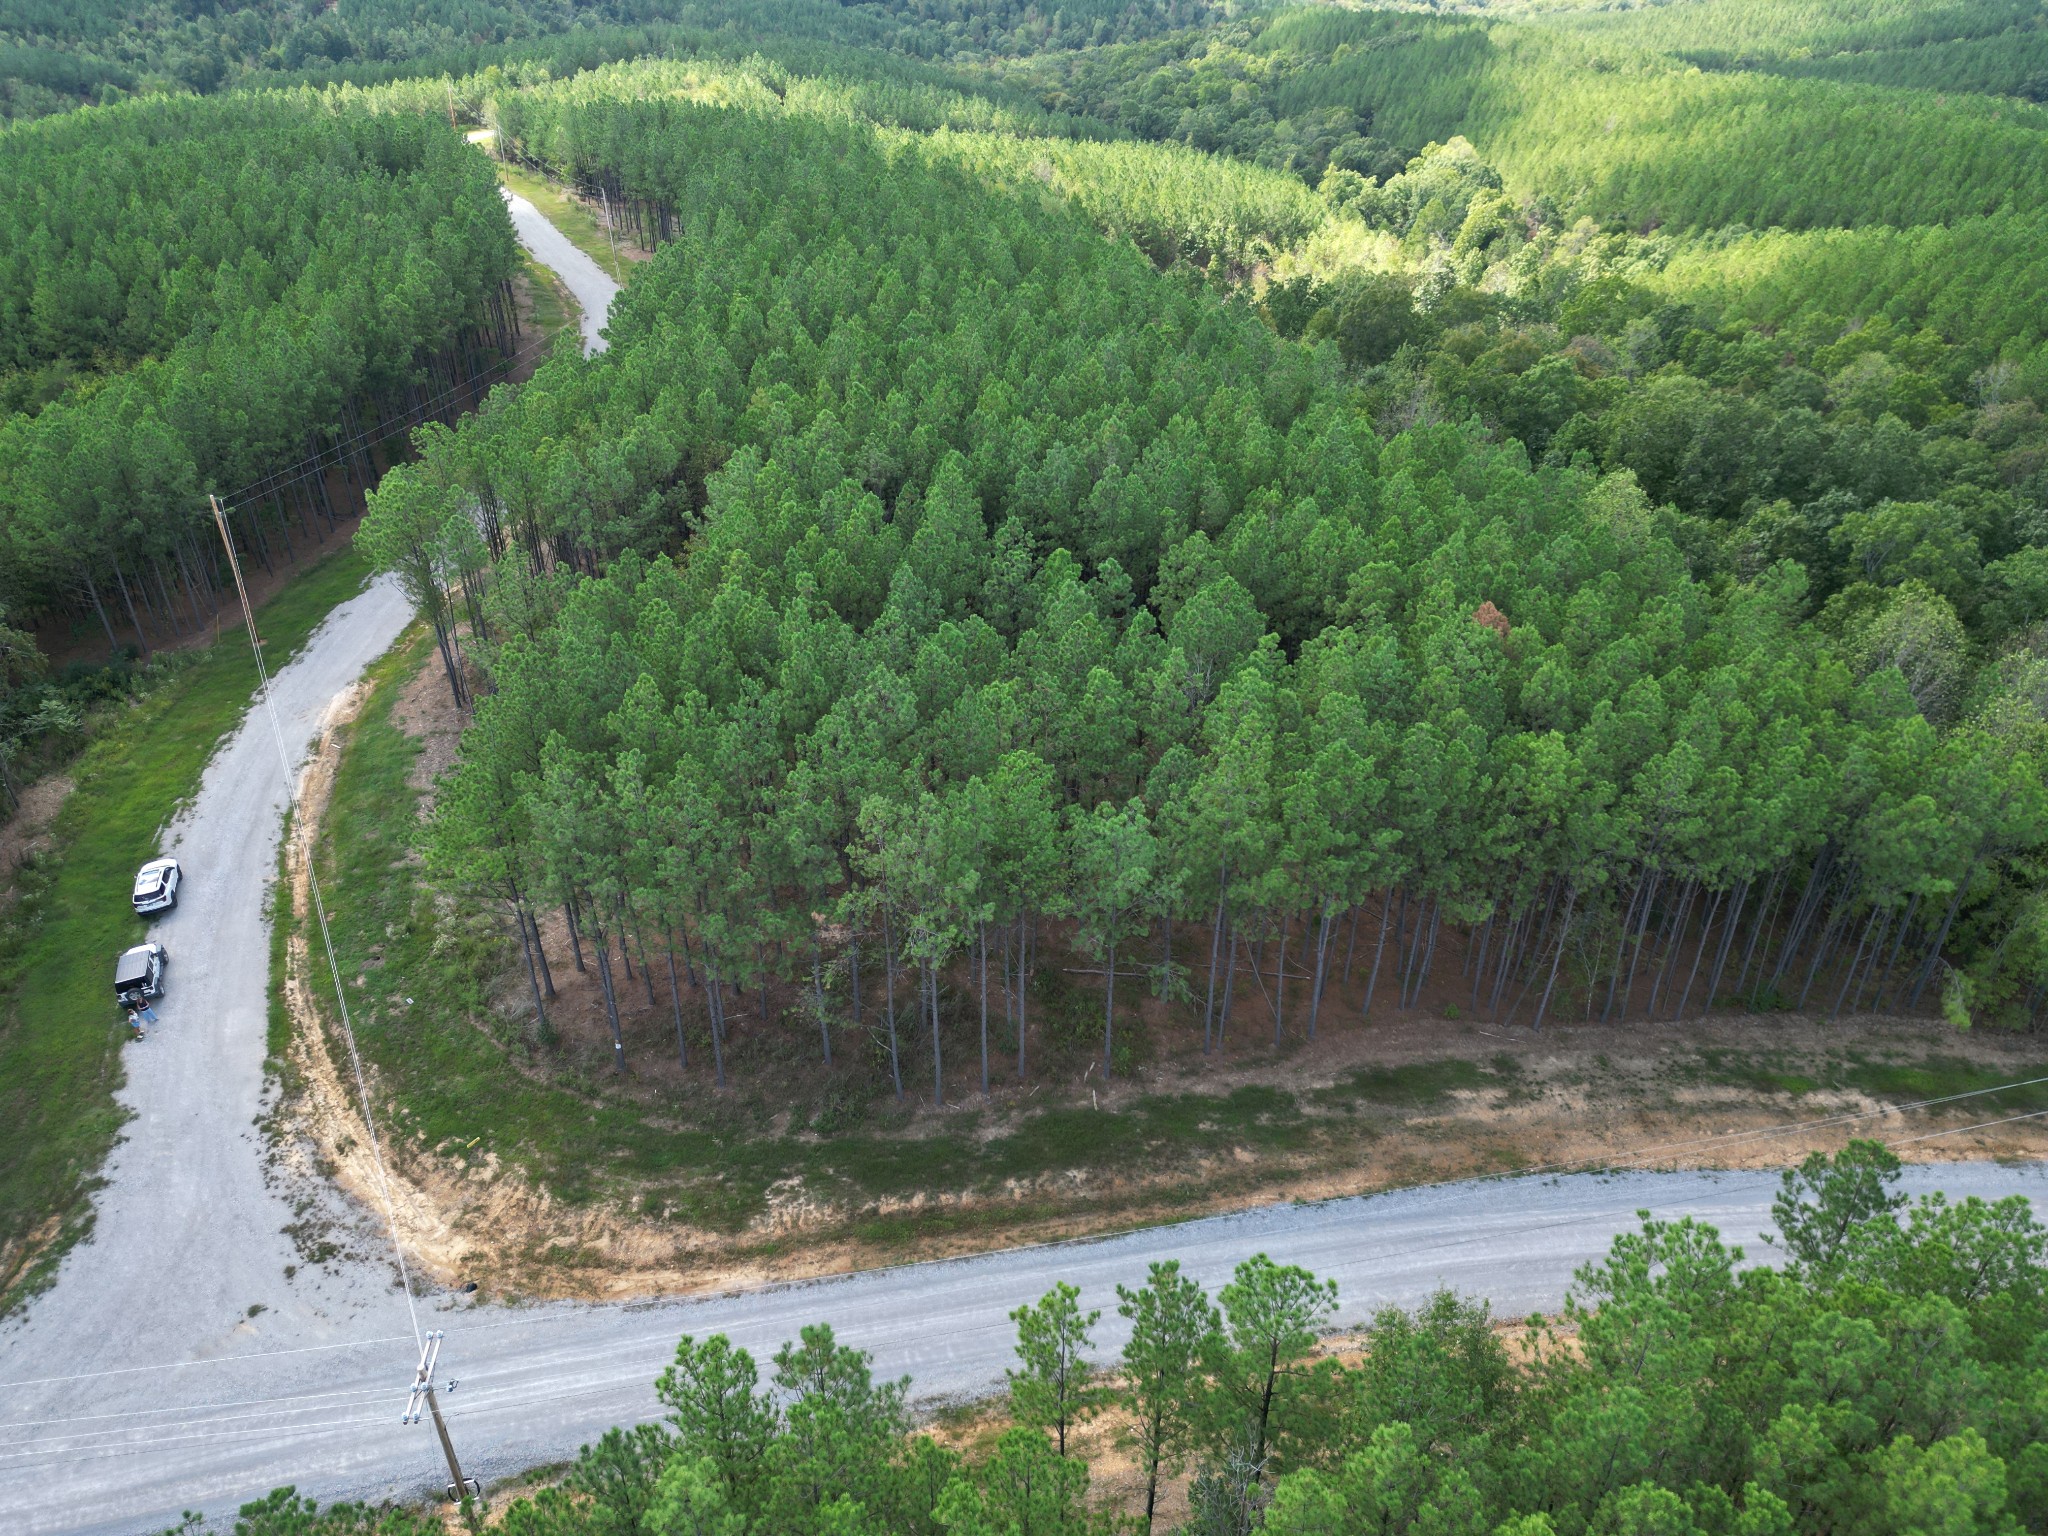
[2,197,2044,1534]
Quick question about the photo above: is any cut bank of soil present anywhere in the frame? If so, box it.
[279,653,2048,1303]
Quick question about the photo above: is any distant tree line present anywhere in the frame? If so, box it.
[1,0,1233,123]
[0,91,517,803]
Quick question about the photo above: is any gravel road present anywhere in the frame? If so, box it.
[5,1160,2045,1534]
[500,186,620,356]
[2,188,2042,1536]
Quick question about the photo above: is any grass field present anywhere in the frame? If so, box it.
[519,252,575,340]
[0,547,372,1311]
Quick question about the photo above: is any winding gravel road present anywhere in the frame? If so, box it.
[500,186,620,355]
[2,187,2043,1536]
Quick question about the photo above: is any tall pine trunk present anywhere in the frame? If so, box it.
[883,909,903,1100]
[593,925,626,1073]
[1272,916,1289,1044]
[667,940,689,1071]
[1204,873,1228,1053]
[1363,891,1394,1017]
[1104,938,1118,1079]
[513,899,549,1044]
[1307,904,1334,1039]
[928,959,944,1106]
[813,941,831,1067]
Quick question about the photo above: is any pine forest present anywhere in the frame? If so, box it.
[11,0,2048,1531]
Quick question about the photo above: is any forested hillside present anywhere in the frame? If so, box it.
[201,1145,2048,1534]
[340,19,2048,1150]
[0,0,1227,122]
[0,91,517,801]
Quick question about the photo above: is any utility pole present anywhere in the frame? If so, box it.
[404,1331,483,1531]
[208,495,258,649]
[597,184,623,280]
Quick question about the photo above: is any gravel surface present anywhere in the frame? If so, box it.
[2,191,2042,1536]
[4,1157,2044,1534]
[501,186,619,356]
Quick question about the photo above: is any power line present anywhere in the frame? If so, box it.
[0,1331,414,1392]
[1505,1072,2048,1183]
[211,493,423,1355]
[1,1115,2039,1488]
[214,329,560,514]
[0,1382,391,1437]
[0,1410,397,1467]
[4,1058,2043,1408]
[209,495,483,1525]
[1893,1106,2048,1148]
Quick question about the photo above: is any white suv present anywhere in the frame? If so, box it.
[132,857,181,915]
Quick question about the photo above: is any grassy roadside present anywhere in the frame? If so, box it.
[313,649,1443,1237]
[0,547,373,1312]
[519,252,576,340]
[496,160,631,281]
[307,648,2048,1294]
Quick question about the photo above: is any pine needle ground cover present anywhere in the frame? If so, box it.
[0,547,371,1311]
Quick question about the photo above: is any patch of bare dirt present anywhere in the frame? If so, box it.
[278,685,790,1296]
[391,656,464,798]
[0,773,72,890]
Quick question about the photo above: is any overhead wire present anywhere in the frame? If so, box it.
[7,1066,2048,1400]
[0,1331,415,1392]
[213,328,560,514]
[0,1381,394,1435]
[2,1109,2041,1479]
[210,498,424,1361]
[0,1389,393,1451]
[1498,1071,2048,1182]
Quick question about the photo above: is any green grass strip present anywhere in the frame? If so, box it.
[0,547,374,1311]
[497,161,630,282]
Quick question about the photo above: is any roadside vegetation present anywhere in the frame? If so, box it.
[0,546,370,1311]
[303,638,2048,1281]
[179,1143,2048,1534]
[496,159,631,284]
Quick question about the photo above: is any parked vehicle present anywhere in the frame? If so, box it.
[132,857,181,915]
[115,942,167,1006]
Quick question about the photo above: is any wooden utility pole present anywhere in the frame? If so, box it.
[208,495,258,648]
[404,1330,483,1530]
